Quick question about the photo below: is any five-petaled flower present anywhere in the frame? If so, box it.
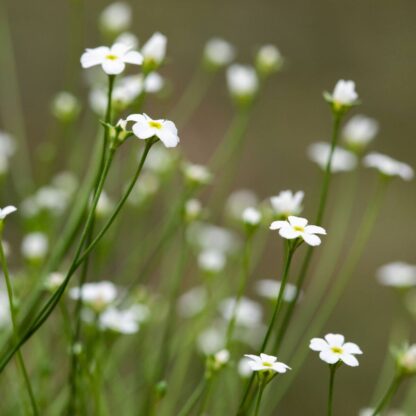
[270,216,326,246]
[244,353,291,373]
[327,79,359,108]
[270,190,304,218]
[81,43,143,75]
[309,333,363,367]
[120,114,179,148]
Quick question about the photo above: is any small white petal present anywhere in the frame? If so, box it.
[325,334,345,347]
[343,342,363,355]
[102,59,125,75]
[288,216,308,228]
[279,226,302,240]
[309,338,328,352]
[260,353,277,363]
[304,225,327,235]
[123,50,143,65]
[132,123,156,140]
[340,353,359,367]
[302,233,321,246]
[319,350,340,364]
[270,220,287,230]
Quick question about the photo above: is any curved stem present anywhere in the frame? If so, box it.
[371,375,402,416]
[0,238,39,415]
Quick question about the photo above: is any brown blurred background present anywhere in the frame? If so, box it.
[2,0,416,414]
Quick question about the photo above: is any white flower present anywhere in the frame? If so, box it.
[359,409,404,416]
[342,115,379,148]
[227,64,259,99]
[197,325,225,355]
[127,172,160,206]
[270,190,304,218]
[220,297,263,328]
[198,249,226,273]
[99,306,140,334]
[44,272,65,292]
[95,191,114,218]
[51,92,80,122]
[115,32,139,49]
[270,216,326,246]
[244,353,291,373]
[69,281,118,313]
[213,349,230,367]
[81,43,143,75]
[330,79,359,106]
[255,279,299,303]
[363,152,414,181]
[185,198,203,221]
[377,262,416,288]
[141,32,167,69]
[242,207,261,226]
[99,2,131,35]
[177,286,207,318]
[397,344,416,375]
[238,357,254,378]
[182,163,212,185]
[256,44,283,74]
[226,190,258,221]
[123,113,179,148]
[204,38,235,67]
[35,186,69,214]
[309,333,363,366]
[308,142,357,173]
[0,131,16,158]
[21,232,49,260]
[0,206,17,221]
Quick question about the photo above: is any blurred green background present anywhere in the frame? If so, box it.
[2,0,416,414]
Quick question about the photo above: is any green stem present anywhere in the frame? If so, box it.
[327,365,336,416]
[254,382,265,416]
[371,375,402,416]
[272,111,343,351]
[177,378,206,416]
[0,238,39,415]
[237,243,295,414]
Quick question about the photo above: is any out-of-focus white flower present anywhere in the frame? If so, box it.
[0,131,16,158]
[363,152,414,181]
[308,142,357,173]
[213,349,230,367]
[144,145,176,175]
[204,38,235,68]
[185,198,203,222]
[0,156,9,176]
[270,190,304,218]
[0,206,17,221]
[197,325,225,355]
[255,279,298,303]
[198,249,226,273]
[396,344,416,375]
[99,306,141,334]
[310,333,363,367]
[220,297,262,328]
[95,191,114,218]
[242,207,261,226]
[99,2,132,36]
[51,92,80,123]
[0,290,11,329]
[44,272,65,292]
[342,115,378,150]
[121,113,179,148]
[359,408,405,416]
[141,32,167,71]
[52,171,78,195]
[238,357,254,378]
[270,216,326,247]
[189,222,239,254]
[177,286,207,318]
[376,262,416,288]
[244,353,290,373]
[227,64,259,103]
[81,43,143,75]
[127,171,160,206]
[69,281,118,313]
[326,79,359,108]
[226,190,258,222]
[182,163,212,186]
[115,32,139,49]
[21,232,49,261]
[35,186,69,214]
[256,44,283,76]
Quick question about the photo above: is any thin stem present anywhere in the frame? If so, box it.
[327,365,336,416]
[0,237,39,415]
[177,378,206,416]
[237,243,295,414]
[371,375,402,416]
[254,381,265,416]
[272,111,343,352]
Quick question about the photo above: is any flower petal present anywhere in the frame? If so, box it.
[288,216,308,228]
[132,122,155,140]
[123,51,143,65]
[343,342,363,355]
[270,220,287,230]
[309,338,328,352]
[102,59,125,75]
[340,353,359,367]
[272,362,290,373]
[157,127,179,148]
[319,350,340,364]
[81,47,109,68]
[279,226,301,240]
[302,233,321,246]
[260,353,277,363]
[304,225,327,235]
[324,334,345,347]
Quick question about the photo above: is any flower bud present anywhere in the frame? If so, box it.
[256,44,283,77]
[51,92,80,123]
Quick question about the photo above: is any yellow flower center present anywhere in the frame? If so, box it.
[263,361,272,367]
[148,120,162,129]
[106,54,119,61]
[331,346,343,354]
[293,226,304,232]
